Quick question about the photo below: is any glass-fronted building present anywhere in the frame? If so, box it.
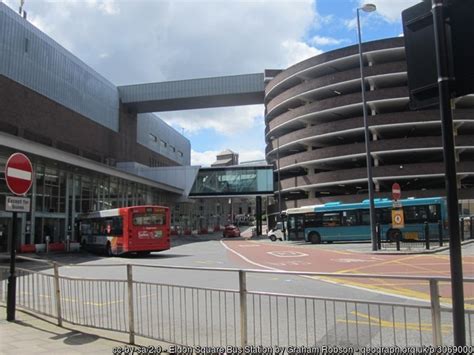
[190,166,273,196]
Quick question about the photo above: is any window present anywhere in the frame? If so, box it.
[160,140,167,148]
[322,212,341,227]
[149,133,157,142]
[342,210,358,226]
[360,210,370,225]
[428,204,441,222]
[133,212,166,226]
[377,208,392,224]
[178,151,184,158]
[304,213,322,227]
[404,206,428,223]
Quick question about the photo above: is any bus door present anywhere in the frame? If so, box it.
[287,214,305,241]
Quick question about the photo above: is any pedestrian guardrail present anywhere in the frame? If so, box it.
[0,256,472,348]
[378,218,473,251]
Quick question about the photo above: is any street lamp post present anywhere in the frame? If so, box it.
[271,136,283,236]
[357,3,378,251]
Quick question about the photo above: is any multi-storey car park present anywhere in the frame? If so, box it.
[264,37,474,216]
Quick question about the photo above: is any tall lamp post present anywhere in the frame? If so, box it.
[357,3,378,251]
[271,136,283,233]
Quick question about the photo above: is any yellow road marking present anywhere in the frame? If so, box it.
[310,275,474,310]
[336,255,421,274]
[391,260,449,275]
[337,311,452,333]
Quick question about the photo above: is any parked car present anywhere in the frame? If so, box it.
[268,222,285,242]
[223,224,241,238]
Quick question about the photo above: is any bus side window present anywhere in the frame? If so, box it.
[428,204,440,222]
[359,210,370,225]
[304,213,321,228]
[343,210,358,226]
[322,212,341,227]
[113,217,123,236]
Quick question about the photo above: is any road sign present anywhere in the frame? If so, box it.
[393,200,402,208]
[392,209,405,229]
[5,153,33,196]
[5,196,31,212]
[392,182,401,201]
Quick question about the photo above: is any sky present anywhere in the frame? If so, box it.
[2,0,420,166]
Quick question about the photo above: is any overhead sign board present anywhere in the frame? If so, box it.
[5,153,33,196]
[5,196,31,212]
[392,209,405,229]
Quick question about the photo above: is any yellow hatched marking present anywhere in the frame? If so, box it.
[312,275,474,310]
[337,311,452,333]
[336,255,421,274]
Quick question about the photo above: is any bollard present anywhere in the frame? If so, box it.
[460,218,465,242]
[429,279,443,346]
[424,222,430,250]
[469,217,474,239]
[396,234,400,251]
[376,223,381,250]
[239,270,248,347]
[53,262,62,326]
[45,235,50,253]
[438,220,443,247]
[66,234,70,252]
[127,264,135,344]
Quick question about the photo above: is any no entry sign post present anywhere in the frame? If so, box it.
[5,153,33,322]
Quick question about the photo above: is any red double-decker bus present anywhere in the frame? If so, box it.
[77,205,171,256]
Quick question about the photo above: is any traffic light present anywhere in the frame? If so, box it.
[402,0,474,109]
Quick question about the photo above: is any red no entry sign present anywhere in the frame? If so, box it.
[5,153,33,196]
[392,182,401,201]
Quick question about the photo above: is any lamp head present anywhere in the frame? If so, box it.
[360,3,376,12]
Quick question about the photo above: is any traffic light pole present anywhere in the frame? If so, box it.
[432,0,465,346]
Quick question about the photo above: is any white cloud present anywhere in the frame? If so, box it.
[310,35,345,46]
[160,105,264,136]
[239,150,265,163]
[344,17,358,31]
[280,40,322,68]
[358,0,421,23]
[191,150,220,166]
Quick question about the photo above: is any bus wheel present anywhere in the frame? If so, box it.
[387,229,402,242]
[105,242,113,257]
[309,232,321,244]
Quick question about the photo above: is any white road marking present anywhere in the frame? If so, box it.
[331,258,375,263]
[267,251,308,258]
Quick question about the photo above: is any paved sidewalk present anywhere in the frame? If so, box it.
[0,306,168,355]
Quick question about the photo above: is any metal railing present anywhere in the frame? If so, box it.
[0,256,473,348]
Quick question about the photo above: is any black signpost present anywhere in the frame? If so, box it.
[4,153,33,322]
